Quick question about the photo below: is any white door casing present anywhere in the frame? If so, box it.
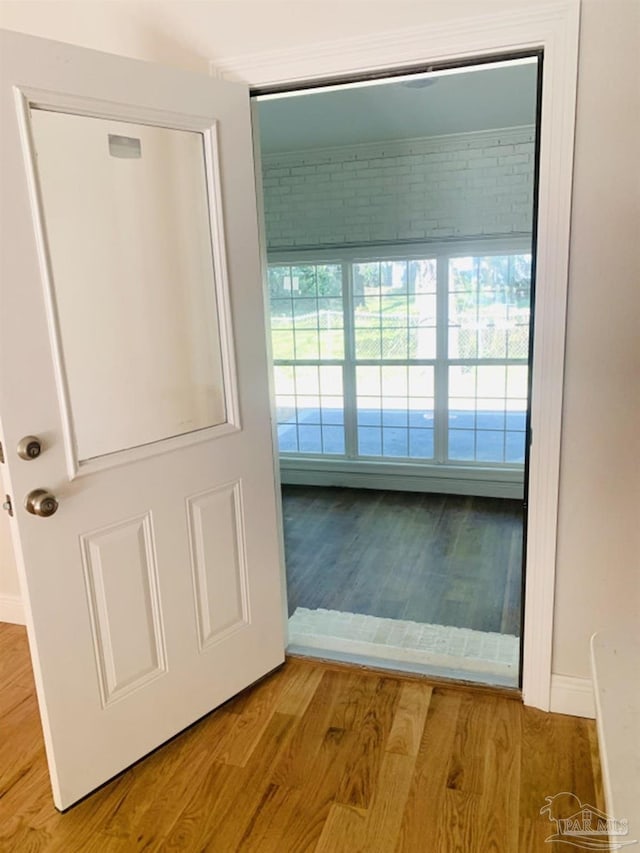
[0,29,285,810]
[217,0,581,712]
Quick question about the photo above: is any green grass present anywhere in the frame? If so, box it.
[270,302,528,361]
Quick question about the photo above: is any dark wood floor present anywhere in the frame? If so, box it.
[0,623,602,852]
[282,486,524,634]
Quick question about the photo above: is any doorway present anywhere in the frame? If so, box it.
[254,55,541,688]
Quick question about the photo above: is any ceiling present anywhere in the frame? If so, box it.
[257,59,538,154]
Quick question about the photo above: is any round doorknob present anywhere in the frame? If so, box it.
[24,489,58,517]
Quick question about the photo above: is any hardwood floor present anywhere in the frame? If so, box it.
[0,623,602,852]
[282,486,524,634]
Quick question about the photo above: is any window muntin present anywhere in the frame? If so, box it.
[447,254,530,463]
[448,254,531,360]
[274,363,345,455]
[269,264,343,361]
[269,247,530,466]
[356,365,435,459]
[448,365,528,463]
[353,260,437,361]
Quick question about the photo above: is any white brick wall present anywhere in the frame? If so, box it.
[262,126,535,248]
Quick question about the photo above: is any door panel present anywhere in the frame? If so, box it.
[0,29,285,810]
[29,109,228,463]
[81,512,166,707]
[187,480,250,650]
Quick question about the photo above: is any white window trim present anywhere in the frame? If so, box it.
[218,0,581,710]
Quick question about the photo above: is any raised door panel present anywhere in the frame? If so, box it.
[187,481,250,650]
[81,513,167,706]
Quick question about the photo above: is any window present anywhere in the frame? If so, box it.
[269,245,530,469]
[447,254,531,464]
[353,259,436,460]
[270,264,345,454]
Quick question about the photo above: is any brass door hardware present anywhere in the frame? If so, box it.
[17,436,42,460]
[25,489,58,517]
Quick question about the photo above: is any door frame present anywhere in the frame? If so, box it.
[214,0,580,711]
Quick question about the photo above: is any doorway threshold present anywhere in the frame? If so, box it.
[288,607,519,688]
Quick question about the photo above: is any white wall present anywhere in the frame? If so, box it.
[262,127,534,248]
[1,0,638,690]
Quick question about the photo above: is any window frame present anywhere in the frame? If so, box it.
[269,235,532,480]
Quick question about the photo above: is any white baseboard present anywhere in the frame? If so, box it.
[280,460,524,500]
[550,674,595,719]
[0,594,25,625]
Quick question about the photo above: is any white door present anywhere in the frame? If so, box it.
[0,29,285,810]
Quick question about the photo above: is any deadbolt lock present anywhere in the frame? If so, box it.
[25,489,58,517]
[17,436,42,460]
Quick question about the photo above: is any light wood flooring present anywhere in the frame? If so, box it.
[1,623,602,852]
[283,486,524,634]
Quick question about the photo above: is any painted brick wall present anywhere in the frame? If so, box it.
[262,126,535,249]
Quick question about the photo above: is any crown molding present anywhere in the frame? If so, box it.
[261,124,536,167]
